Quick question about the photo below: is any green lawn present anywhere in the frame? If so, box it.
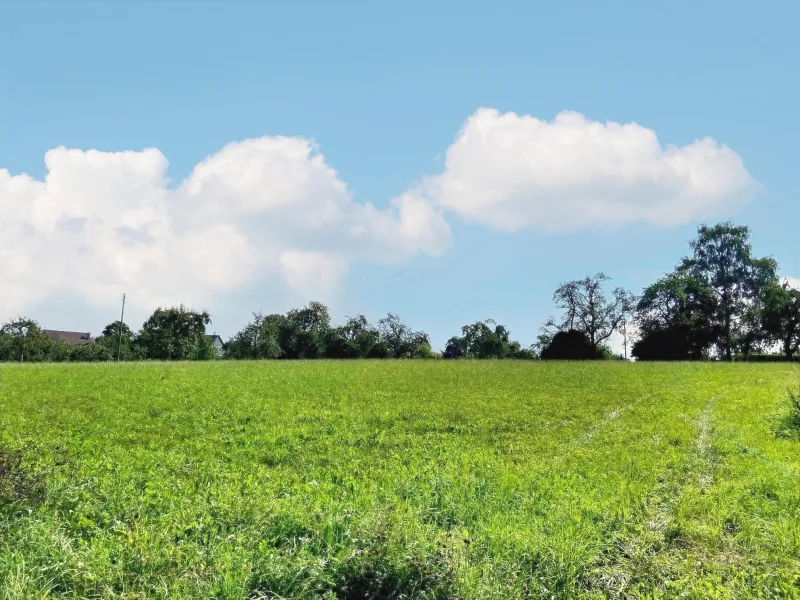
[1,362,798,599]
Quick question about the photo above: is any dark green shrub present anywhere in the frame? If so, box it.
[540,330,605,360]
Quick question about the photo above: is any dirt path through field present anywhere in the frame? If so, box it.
[579,392,654,445]
[587,389,728,596]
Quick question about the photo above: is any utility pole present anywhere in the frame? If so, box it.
[117,293,126,362]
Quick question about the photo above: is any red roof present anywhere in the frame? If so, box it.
[44,330,93,345]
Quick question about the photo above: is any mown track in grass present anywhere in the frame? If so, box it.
[589,389,727,597]
[0,362,798,599]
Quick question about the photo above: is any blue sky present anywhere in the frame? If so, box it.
[1,0,798,350]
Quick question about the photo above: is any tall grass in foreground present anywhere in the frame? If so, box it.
[0,361,798,599]
[789,377,800,424]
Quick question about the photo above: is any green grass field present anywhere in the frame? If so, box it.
[1,362,799,599]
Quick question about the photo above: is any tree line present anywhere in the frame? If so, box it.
[536,222,799,361]
[1,222,798,362]
[0,305,447,362]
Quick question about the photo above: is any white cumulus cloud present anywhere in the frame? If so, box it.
[0,137,451,315]
[413,108,755,231]
[279,251,347,298]
[0,110,758,320]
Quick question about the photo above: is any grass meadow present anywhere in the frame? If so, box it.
[1,361,799,599]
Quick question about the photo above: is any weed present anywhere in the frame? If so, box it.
[774,378,800,439]
[788,381,800,430]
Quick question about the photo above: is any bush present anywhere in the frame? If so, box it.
[508,344,538,360]
[540,330,605,360]
[47,341,112,362]
[738,353,800,363]
[411,343,438,359]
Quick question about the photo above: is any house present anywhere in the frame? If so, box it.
[44,330,93,345]
[206,334,225,356]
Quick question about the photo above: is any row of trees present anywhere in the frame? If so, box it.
[225,304,438,360]
[0,309,217,363]
[0,302,538,363]
[536,223,800,361]
[1,222,796,362]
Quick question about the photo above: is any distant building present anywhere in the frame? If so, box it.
[44,330,94,345]
[206,334,225,356]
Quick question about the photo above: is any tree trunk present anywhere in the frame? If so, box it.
[724,310,732,360]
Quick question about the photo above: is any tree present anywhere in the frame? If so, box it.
[0,317,52,362]
[326,314,381,359]
[678,222,777,360]
[226,305,423,360]
[377,313,411,358]
[226,312,284,359]
[506,342,537,360]
[280,301,331,359]
[95,320,139,360]
[632,329,688,361]
[442,319,533,359]
[442,336,466,359]
[377,313,432,358]
[461,320,510,358]
[543,273,635,350]
[58,342,113,362]
[759,279,800,360]
[632,272,717,361]
[540,329,605,360]
[138,306,212,360]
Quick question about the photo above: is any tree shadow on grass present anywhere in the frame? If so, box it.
[248,540,459,600]
[0,449,44,508]
[329,559,453,600]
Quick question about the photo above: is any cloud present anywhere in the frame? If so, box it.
[785,277,800,291]
[279,251,347,297]
[413,108,755,231]
[0,110,758,319]
[0,137,451,315]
